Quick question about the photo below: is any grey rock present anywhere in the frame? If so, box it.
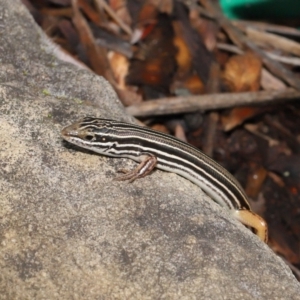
[0,1,299,299]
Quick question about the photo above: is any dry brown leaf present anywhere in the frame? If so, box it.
[147,0,173,14]
[108,51,129,89]
[173,34,192,78]
[79,0,103,26]
[109,0,132,28]
[116,88,142,106]
[189,8,218,51]
[108,51,143,106]
[183,74,204,94]
[136,3,158,27]
[221,107,263,131]
[127,15,176,90]
[150,124,170,134]
[223,51,262,92]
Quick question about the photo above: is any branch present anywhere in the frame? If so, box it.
[125,89,300,117]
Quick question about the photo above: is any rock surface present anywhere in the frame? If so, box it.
[0,1,300,299]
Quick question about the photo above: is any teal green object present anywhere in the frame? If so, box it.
[220,0,300,20]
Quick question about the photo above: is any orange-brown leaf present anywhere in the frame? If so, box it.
[223,52,262,92]
[221,107,264,131]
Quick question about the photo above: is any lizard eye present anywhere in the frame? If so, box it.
[85,134,95,141]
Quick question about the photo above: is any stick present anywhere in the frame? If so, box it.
[125,89,300,117]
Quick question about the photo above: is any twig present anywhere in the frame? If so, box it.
[266,53,300,67]
[94,0,132,36]
[72,0,116,86]
[233,20,300,38]
[245,27,300,57]
[199,0,300,90]
[217,43,300,66]
[125,88,300,117]
[202,112,219,157]
[261,69,287,91]
[244,124,279,147]
[217,43,243,54]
